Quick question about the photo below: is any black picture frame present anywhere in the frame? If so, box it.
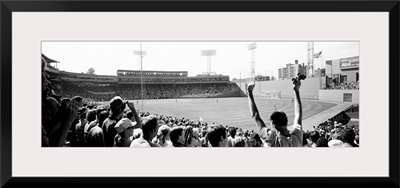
[1,0,399,187]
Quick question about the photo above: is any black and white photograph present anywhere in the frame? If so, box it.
[41,41,360,148]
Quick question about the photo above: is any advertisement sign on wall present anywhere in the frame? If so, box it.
[340,56,359,69]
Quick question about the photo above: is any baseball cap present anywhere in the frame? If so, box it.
[114,118,136,133]
[328,139,343,147]
[110,96,125,110]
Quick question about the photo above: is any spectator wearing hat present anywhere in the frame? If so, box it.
[153,125,173,147]
[114,118,136,147]
[247,78,303,147]
[206,125,227,147]
[102,96,125,147]
[130,115,160,147]
[103,97,141,147]
[170,126,185,147]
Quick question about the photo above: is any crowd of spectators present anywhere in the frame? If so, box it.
[45,97,359,147]
[43,57,358,147]
[118,76,229,83]
[43,85,359,148]
[59,82,241,101]
[118,71,187,77]
[324,81,359,90]
[60,83,115,101]
[304,120,359,147]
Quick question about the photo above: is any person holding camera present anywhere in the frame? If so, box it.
[102,96,142,147]
[247,73,304,147]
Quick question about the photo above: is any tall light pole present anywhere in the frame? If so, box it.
[248,43,257,83]
[134,42,147,112]
[201,50,216,74]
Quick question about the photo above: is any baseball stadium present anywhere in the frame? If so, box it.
[43,53,359,133]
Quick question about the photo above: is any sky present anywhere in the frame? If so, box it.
[42,41,359,80]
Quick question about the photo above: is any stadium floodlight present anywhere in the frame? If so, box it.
[248,43,257,83]
[201,50,216,75]
[133,42,147,112]
[133,51,147,70]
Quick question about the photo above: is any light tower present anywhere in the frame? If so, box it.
[134,47,147,70]
[201,50,216,75]
[133,42,147,111]
[248,42,257,82]
[307,42,314,77]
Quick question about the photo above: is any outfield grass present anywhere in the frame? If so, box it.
[116,97,337,132]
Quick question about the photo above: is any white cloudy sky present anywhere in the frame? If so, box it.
[42,41,359,80]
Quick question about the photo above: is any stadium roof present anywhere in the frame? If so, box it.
[117,69,187,73]
[42,53,60,64]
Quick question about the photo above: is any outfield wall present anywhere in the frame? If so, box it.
[319,90,359,103]
[235,77,321,99]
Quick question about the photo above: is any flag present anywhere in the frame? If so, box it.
[314,51,322,58]
[199,117,203,122]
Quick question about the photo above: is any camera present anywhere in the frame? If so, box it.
[292,73,306,83]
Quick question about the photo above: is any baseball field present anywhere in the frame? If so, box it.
[117,97,338,131]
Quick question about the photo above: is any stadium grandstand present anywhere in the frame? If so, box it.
[46,63,241,102]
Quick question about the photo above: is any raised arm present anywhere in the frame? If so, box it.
[293,80,303,127]
[247,83,267,130]
[127,102,142,129]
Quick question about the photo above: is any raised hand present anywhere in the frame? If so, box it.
[247,83,255,93]
[293,79,301,91]
[127,102,135,110]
